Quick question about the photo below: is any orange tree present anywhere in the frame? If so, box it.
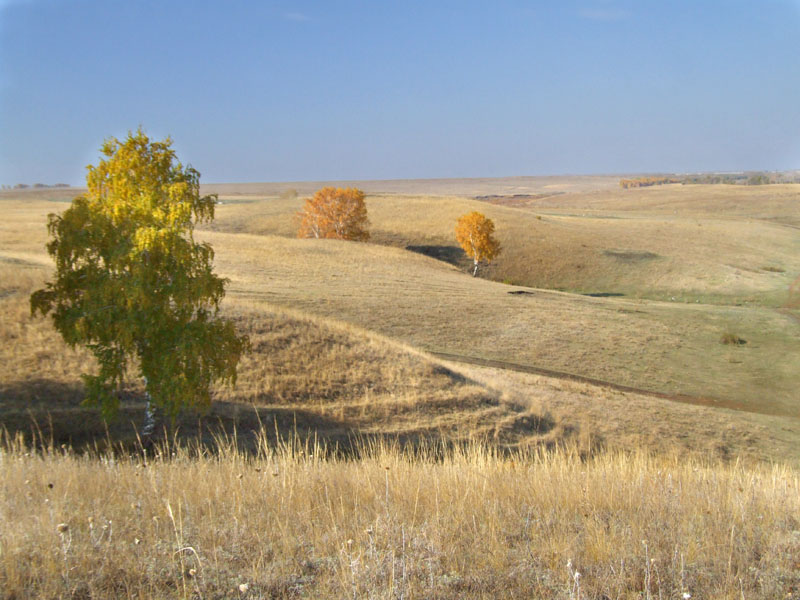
[297,187,369,241]
[455,211,501,276]
[30,130,249,430]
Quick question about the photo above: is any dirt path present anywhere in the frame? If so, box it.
[225,286,795,419]
[429,351,786,417]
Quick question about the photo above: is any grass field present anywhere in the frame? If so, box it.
[2,436,799,599]
[1,178,799,598]
[2,182,799,449]
[202,183,800,306]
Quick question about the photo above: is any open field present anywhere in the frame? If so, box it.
[1,182,799,447]
[203,183,800,307]
[200,174,625,197]
[193,230,799,418]
[2,178,800,598]
[11,180,798,305]
[5,262,798,466]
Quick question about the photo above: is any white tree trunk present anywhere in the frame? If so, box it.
[141,377,156,437]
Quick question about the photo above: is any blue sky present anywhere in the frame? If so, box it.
[1,0,799,185]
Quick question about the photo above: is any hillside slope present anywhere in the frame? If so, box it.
[3,193,798,465]
[201,231,800,418]
[204,185,800,306]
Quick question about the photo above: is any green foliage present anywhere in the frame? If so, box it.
[30,129,249,419]
[747,173,770,186]
[619,176,679,189]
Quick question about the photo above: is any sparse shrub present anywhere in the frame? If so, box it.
[720,331,746,345]
[279,188,298,201]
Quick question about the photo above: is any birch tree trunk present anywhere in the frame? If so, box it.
[141,376,156,438]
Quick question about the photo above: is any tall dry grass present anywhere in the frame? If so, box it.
[1,433,798,599]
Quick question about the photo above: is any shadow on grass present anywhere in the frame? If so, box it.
[0,378,86,408]
[406,244,466,267]
[582,292,625,298]
[0,380,356,454]
[1,379,540,459]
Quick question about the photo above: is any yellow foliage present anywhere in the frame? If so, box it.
[297,187,370,241]
[30,129,249,418]
[455,211,501,276]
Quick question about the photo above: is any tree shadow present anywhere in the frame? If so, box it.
[582,292,625,298]
[0,379,356,453]
[0,378,86,409]
[1,379,502,458]
[405,244,467,267]
[0,376,564,460]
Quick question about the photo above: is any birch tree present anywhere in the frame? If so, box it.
[30,129,249,431]
[297,187,370,241]
[455,211,501,276]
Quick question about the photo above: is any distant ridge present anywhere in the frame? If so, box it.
[200,175,623,197]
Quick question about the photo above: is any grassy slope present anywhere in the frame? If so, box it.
[2,194,799,464]
[7,264,796,465]
[0,267,529,449]
[206,184,800,306]
[200,230,800,418]
[2,186,800,599]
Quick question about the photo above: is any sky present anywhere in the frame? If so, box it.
[1,0,799,185]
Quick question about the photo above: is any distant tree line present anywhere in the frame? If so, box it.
[680,172,797,185]
[619,177,680,189]
[1,183,70,190]
[620,172,800,189]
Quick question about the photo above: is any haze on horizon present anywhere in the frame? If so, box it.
[1,0,799,186]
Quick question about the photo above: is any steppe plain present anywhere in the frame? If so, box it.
[2,176,799,461]
[1,176,799,598]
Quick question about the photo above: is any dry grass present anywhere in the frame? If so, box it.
[5,272,799,466]
[2,182,800,598]
[0,262,544,452]
[523,182,800,226]
[1,435,798,599]
[455,364,800,468]
[203,184,800,306]
[2,190,799,451]
[192,230,800,418]
[196,173,623,197]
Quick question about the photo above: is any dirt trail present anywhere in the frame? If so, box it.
[430,351,787,417]
[225,288,796,419]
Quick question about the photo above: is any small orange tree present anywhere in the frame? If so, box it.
[297,187,369,241]
[455,211,501,277]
